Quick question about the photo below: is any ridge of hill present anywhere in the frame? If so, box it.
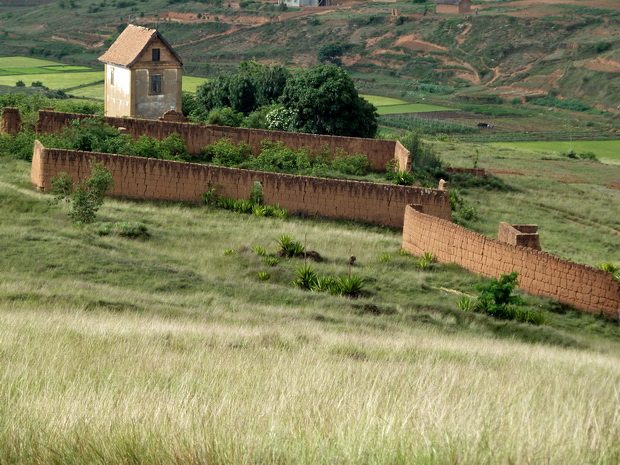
[0,0,619,109]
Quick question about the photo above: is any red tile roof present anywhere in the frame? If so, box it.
[98,24,182,68]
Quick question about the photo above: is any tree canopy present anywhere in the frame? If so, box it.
[280,64,378,138]
[194,62,291,117]
[193,62,377,138]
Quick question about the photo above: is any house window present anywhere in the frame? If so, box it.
[150,74,162,94]
[110,67,114,86]
[152,48,160,62]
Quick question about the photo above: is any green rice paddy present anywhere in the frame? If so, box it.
[491,140,620,164]
[361,95,453,114]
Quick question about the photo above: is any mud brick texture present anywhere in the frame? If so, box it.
[31,142,451,228]
[35,110,410,172]
[402,205,620,318]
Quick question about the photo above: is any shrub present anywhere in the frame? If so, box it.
[51,162,114,224]
[474,272,524,319]
[331,153,371,176]
[206,107,244,127]
[200,138,252,166]
[94,221,149,238]
[392,170,415,186]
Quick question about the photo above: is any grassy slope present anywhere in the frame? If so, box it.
[0,1,619,107]
[0,138,619,462]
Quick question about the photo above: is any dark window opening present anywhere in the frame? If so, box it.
[110,68,114,86]
[150,75,162,94]
[152,48,160,62]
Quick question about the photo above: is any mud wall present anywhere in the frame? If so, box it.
[1,107,21,136]
[31,142,451,228]
[402,205,620,318]
[35,110,406,172]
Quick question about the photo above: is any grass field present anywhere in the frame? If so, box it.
[491,140,620,163]
[360,95,454,114]
[0,71,104,90]
[0,57,64,68]
[0,143,619,462]
[376,102,454,115]
[183,75,209,93]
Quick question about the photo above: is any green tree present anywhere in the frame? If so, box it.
[194,62,291,119]
[280,64,377,138]
[317,42,350,67]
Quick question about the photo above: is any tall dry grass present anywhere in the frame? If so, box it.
[1,306,618,464]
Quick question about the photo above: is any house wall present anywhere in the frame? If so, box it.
[104,64,133,118]
[35,110,408,172]
[402,205,620,318]
[31,142,451,228]
[125,37,182,120]
[436,1,470,14]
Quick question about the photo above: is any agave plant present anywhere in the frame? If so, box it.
[310,275,337,293]
[336,275,365,298]
[277,234,304,257]
[294,265,317,289]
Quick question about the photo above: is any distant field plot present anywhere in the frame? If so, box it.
[0,57,63,68]
[361,95,408,106]
[491,141,620,163]
[360,95,453,114]
[69,83,104,99]
[376,103,453,115]
[183,76,209,93]
[0,71,103,89]
[0,65,92,75]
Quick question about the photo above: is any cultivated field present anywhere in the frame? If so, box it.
[491,140,620,164]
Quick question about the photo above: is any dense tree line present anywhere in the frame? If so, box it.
[187,62,378,139]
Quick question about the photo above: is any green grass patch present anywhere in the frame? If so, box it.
[68,83,104,99]
[360,94,408,106]
[376,103,453,115]
[0,56,64,68]
[0,71,103,90]
[183,75,210,93]
[490,141,620,163]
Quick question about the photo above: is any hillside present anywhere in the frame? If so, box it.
[1,131,620,462]
[0,0,619,108]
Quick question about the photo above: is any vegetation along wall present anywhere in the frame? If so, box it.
[402,205,620,318]
[31,142,451,228]
[35,110,409,172]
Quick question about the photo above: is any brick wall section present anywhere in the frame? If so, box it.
[31,142,451,228]
[1,107,21,136]
[497,222,541,250]
[402,206,620,318]
[35,110,408,172]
